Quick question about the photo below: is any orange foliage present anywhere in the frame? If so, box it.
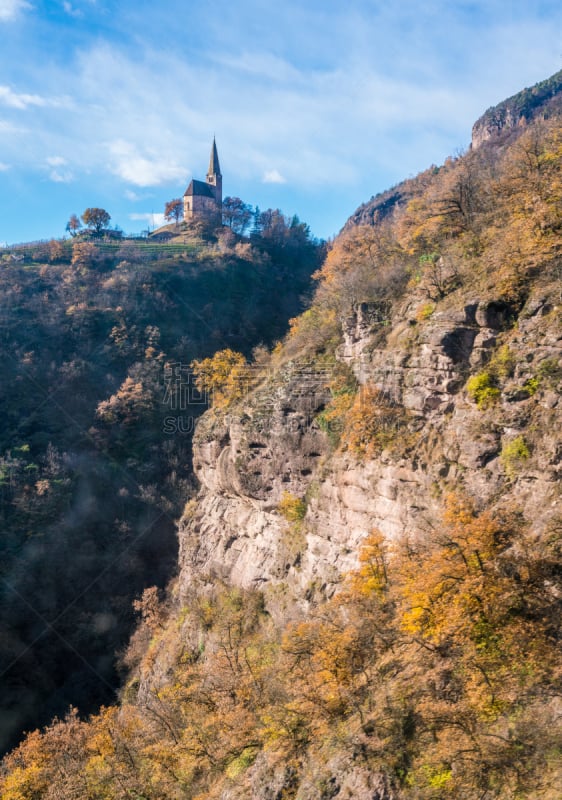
[190,348,250,409]
[1,502,559,799]
[313,223,407,312]
[340,386,410,457]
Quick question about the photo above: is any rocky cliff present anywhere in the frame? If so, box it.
[471,68,562,148]
[177,289,561,616]
[132,88,562,797]
[155,262,560,798]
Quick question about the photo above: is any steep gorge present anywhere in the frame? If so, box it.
[1,75,561,800]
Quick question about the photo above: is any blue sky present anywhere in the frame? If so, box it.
[0,0,561,244]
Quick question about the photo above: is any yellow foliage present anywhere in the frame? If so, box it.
[191,348,249,409]
[397,495,559,716]
[285,306,340,356]
[416,302,435,321]
[346,529,388,598]
[340,386,409,457]
[313,223,407,312]
[277,491,306,523]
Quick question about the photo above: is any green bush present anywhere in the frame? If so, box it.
[500,435,530,478]
[537,357,561,383]
[466,372,501,409]
[489,344,515,379]
[522,377,539,396]
[277,492,307,523]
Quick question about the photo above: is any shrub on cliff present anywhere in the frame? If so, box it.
[191,348,251,409]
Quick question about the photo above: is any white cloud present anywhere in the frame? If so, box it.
[0,120,26,133]
[129,212,166,228]
[45,155,73,182]
[0,85,69,110]
[46,155,67,167]
[108,139,186,187]
[49,169,73,182]
[63,1,83,17]
[0,161,10,171]
[0,0,32,22]
[124,189,149,202]
[262,169,286,184]
[0,85,47,109]
[214,51,302,84]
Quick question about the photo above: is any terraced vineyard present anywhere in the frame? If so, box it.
[1,237,208,264]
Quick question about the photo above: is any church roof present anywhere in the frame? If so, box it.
[184,179,215,198]
[208,138,221,177]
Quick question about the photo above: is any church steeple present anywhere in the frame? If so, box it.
[207,137,221,179]
[206,137,222,209]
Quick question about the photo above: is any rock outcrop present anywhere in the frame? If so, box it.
[471,69,562,149]
[177,288,561,616]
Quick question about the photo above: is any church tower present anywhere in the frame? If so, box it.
[206,137,222,208]
[183,138,223,220]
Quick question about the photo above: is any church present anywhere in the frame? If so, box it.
[183,139,222,221]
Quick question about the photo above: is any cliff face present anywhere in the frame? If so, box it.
[471,69,562,148]
[144,90,562,797]
[159,278,560,799]
[177,287,560,613]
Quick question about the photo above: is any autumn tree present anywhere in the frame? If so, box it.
[96,375,155,425]
[47,239,65,263]
[65,213,82,237]
[70,241,101,270]
[164,197,183,227]
[313,223,407,313]
[190,348,250,408]
[81,207,111,235]
[222,196,253,235]
[391,496,562,797]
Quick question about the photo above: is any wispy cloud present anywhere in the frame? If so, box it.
[0,120,26,133]
[0,85,48,109]
[45,156,73,182]
[0,0,32,22]
[0,162,10,171]
[49,171,73,183]
[124,189,151,202]
[214,51,303,84]
[62,1,83,17]
[0,85,68,110]
[263,169,286,184]
[4,5,561,193]
[108,139,186,187]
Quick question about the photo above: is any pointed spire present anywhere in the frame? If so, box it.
[207,137,221,177]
